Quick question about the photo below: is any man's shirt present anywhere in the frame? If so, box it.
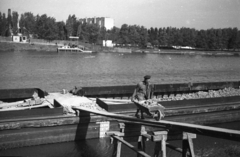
[134,81,151,101]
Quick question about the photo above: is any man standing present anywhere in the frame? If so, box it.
[132,75,153,118]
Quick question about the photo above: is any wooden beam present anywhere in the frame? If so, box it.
[138,136,146,157]
[166,143,183,153]
[182,133,195,157]
[112,136,122,157]
[73,106,240,142]
[107,131,194,157]
[166,143,193,157]
[111,135,151,157]
[187,134,195,157]
[152,132,167,157]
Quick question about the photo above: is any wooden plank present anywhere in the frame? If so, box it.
[161,136,167,157]
[187,134,195,157]
[72,106,240,141]
[166,142,184,154]
[0,103,230,132]
[93,98,131,102]
[107,130,195,141]
[153,139,167,157]
[166,142,194,157]
[115,105,240,126]
[112,137,122,157]
[182,134,195,157]
[137,136,146,157]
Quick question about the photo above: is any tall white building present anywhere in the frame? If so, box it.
[79,17,114,30]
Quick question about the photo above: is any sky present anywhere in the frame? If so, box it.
[0,0,240,30]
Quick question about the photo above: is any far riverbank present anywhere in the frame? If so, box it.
[0,41,57,52]
[0,41,240,56]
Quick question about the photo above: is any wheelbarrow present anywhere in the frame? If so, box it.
[133,99,165,121]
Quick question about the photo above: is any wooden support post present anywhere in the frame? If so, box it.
[112,139,122,157]
[161,137,167,157]
[153,139,167,157]
[119,123,125,133]
[138,136,146,157]
[111,123,125,157]
[152,131,168,157]
[182,132,195,157]
[140,110,144,119]
[138,125,147,157]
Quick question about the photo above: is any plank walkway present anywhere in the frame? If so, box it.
[72,106,240,141]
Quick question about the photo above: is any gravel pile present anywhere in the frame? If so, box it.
[137,100,159,108]
[78,102,106,111]
[157,87,240,101]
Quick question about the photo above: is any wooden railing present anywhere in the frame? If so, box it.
[73,106,240,157]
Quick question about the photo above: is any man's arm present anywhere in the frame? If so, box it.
[147,84,154,100]
[131,83,140,102]
[131,88,137,102]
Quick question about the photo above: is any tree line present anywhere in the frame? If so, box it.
[0,11,240,50]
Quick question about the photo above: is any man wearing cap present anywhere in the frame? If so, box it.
[132,75,153,118]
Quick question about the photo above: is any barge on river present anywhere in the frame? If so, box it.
[57,45,92,53]
[1,81,240,150]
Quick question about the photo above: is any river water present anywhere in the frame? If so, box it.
[0,50,240,156]
[0,50,240,92]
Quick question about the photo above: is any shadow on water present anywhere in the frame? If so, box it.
[74,111,113,157]
[75,111,90,140]
[74,111,92,156]
[74,113,146,157]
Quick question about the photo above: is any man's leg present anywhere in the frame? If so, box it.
[135,109,140,118]
[140,110,144,119]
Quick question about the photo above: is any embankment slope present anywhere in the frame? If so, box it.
[0,42,57,52]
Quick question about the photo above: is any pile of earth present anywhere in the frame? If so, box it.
[158,87,240,101]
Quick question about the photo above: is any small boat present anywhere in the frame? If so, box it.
[57,45,92,53]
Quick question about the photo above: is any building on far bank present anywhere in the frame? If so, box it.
[79,17,114,30]
[12,35,28,43]
[103,40,115,47]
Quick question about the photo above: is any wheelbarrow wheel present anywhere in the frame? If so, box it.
[153,110,162,121]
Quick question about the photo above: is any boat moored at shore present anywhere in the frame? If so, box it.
[1,81,240,150]
[57,45,92,53]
